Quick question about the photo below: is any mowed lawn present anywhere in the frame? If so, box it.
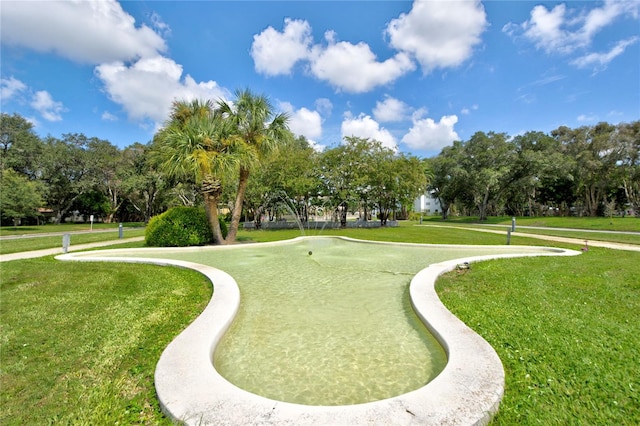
[1,221,638,424]
[437,247,640,425]
[1,258,211,425]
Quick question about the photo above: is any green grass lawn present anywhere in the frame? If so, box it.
[0,229,147,255]
[418,223,640,246]
[1,221,638,424]
[1,257,210,425]
[422,215,640,232]
[0,222,145,237]
[436,247,640,425]
[236,222,568,247]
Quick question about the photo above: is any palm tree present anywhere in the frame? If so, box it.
[156,99,239,244]
[216,89,290,242]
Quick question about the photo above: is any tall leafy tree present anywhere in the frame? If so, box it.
[245,135,320,227]
[319,137,426,225]
[215,89,290,242]
[0,168,44,226]
[0,113,44,178]
[86,138,126,223]
[357,138,395,224]
[320,137,372,226]
[427,141,466,219]
[554,123,619,216]
[460,131,514,220]
[121,142,171,223]
[392,154,429,220]
[41,134,97,223]
[371,152,428,223]
[617,121,640,216]
[155,99,239,244]
[507,131,574,216]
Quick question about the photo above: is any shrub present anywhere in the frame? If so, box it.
[146,207,214,247]
[408,211,422,221]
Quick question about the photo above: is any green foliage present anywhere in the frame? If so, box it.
[121,142,172,223]
[408,211,423,221]
[2,109,639,231]
[318,137,426,225]
[154,99,240,244]
[0,168,44,225]
[244,134,319,225]
[72,190,111,219]
[427,121,640,219]
[0,113,44,176]
[460,131,513,220]
[145,206,217,247]
[215,89,292,242]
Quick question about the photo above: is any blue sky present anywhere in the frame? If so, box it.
[1,0,638,158]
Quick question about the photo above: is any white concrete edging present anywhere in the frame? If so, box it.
[56,237,581,425]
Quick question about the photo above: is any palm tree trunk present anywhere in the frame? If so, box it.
[226,167,250,243]
[202,175,226,245]
[204,193,226,244]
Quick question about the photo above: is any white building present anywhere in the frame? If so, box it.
[413,191,442,216]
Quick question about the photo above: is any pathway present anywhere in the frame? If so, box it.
[0,236,145,262]
[2,224,638,262]
[420,224,640,252]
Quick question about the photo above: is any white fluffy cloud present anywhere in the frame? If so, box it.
[280,102,323,141]
[0,76,27,101]
[251,18,313,76]
[373,96,409,122]
[31,90,65,122]
[341,113,397,150]
[314,98,333,117]
[401,115,459,152]
[571,37,639,71]
[309,34,415,93]
[251,19,416,93]
[386,0,487,73]
[505,0,639,67]
[2,0,234,129]
[1,77,66,122]
[251,1,488,91]
[517,4,572,54]
[95,56,229,125]
[461,104,479,115]
[101,111,118,122]
[577,113,598,122]
[0,0,166,64]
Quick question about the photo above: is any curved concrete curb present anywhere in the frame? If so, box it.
[56,237,581,425]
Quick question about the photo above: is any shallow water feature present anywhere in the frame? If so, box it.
[59,237,580,424]
[213,238,446,406]
[128,237,540,406]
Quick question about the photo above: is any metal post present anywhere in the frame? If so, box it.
[506,228,511,245]
[62,233,71,253]
[118,223,123,239]
[511,216,516,232]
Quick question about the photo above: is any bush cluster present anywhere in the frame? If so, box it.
[145,207,222,247]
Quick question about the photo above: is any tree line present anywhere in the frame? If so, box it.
[428,123,639,220]
[0,89,428,244]
[1,89,638,242]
